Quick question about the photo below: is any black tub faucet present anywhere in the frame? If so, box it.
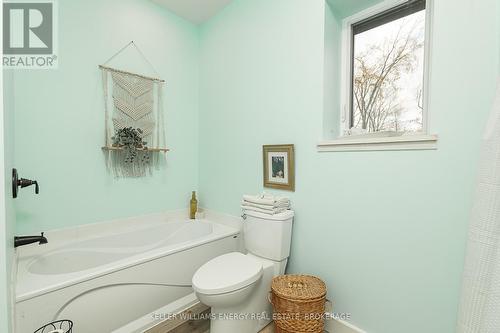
[14,232,48,248]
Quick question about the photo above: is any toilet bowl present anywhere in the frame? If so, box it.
[192,210,294,333]
[193,252,263,307]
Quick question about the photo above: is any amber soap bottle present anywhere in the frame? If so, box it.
[190,191,198,219]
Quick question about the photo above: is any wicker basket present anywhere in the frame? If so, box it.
[270,275,327,333]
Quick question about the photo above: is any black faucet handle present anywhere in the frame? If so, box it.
[12,169,39,198]
[19,178,39,194]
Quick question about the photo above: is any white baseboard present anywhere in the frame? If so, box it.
[326,318,366,333]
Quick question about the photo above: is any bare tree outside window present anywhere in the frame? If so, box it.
[351,9,426,133]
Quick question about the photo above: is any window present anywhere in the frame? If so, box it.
[345,0,428,135]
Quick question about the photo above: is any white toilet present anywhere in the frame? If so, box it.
[192,210,294,333]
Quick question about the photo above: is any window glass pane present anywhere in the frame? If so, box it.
[352,9,426,133]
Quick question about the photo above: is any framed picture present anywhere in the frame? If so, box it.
[263,144,295,191]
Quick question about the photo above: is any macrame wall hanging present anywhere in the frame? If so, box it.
[100,41,168,177]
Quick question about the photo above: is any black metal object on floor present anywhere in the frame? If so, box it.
[33,320,73,333]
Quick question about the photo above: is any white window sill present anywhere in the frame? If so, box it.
[317,134,438,152]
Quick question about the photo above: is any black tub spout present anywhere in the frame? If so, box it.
[14,232,48,248]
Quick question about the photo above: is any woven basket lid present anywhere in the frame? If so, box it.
[272,274,326,301]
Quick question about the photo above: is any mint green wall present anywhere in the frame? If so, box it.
[327,0,383,18]
[1,70,16,333]
[13,0,200,234]
[198,0,500,332]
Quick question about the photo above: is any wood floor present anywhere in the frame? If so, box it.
[169,309,211,333]
[145,302,275,333]
[167,314,275,333]
[169,319,274,333]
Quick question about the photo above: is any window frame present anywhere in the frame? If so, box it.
[340,0,433,138]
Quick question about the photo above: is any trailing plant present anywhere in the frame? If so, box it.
[111,127,150,164]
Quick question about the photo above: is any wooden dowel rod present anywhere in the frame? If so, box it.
[99,65,166,83]
[102,146,170,152]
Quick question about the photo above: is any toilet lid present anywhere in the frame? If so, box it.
[192,252,263,295]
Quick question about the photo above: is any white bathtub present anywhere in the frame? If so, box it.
[15,212,240,333]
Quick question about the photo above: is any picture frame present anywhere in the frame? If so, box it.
[263,144,295,191]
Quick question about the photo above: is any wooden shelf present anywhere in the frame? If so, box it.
[102,146,170,152]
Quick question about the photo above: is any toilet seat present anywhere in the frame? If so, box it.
[192,252,263,295]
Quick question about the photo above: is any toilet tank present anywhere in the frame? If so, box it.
[243,210,294,261]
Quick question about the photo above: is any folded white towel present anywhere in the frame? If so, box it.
[241,205,288,215]
[242,193,290,207]
[241,201,290,211]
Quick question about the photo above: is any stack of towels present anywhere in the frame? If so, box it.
[241,193,291,215]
